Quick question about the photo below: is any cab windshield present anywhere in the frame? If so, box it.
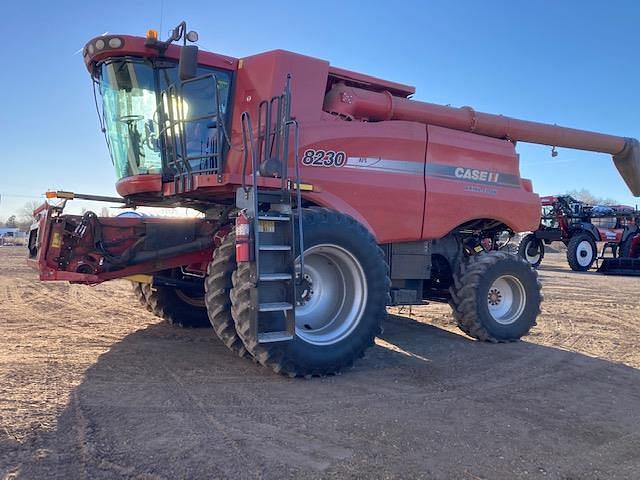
[98,58,231,180]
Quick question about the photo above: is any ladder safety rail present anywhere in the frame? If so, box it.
[288,118,305,276]
[236,75,307,343]
[240,110,262,281]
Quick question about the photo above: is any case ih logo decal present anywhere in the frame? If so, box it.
[427,164,520,188]
[454,167,500,183]
[302,149,347,167]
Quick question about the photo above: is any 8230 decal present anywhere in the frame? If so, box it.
[301,149,347,167]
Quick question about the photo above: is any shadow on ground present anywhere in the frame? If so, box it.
[3,314,640,479]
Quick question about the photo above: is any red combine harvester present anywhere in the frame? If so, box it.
[518,195,640,273]
[28,23,640,376]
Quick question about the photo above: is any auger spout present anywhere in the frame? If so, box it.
[323,83,640,195]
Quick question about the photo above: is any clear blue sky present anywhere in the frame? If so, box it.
[1,0,639,219]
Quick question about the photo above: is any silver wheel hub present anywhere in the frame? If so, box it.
[297,273,314,306]
[487,275,527,325]
[294,244,367,346]
[576,240,594,267]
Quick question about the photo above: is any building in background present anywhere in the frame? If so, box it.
[0,228,27,246]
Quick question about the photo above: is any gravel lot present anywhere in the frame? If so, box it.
[1,246,639,479]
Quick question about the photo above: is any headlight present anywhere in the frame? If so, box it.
[108,37,123,48]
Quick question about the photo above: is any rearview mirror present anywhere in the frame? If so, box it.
[179,45,199,81]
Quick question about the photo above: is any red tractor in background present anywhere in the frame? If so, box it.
[517,195,640,273]
[27,23,640,377]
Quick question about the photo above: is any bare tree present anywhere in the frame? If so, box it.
[100,207,111,217]
[19,200,42,223]
[566,189,617,206]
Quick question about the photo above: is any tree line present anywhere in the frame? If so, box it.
[0,201,112,231]
[0,201,41,231]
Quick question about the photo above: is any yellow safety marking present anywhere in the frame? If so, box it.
[51,232,61,249]
[288,181,314,192]
[123,274,153,284]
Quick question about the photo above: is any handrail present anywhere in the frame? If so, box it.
[288,118,305,276]
[238,76,306,278]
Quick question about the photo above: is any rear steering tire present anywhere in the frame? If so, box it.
[517,233,545,268]
[566,233,597,271]
[231,208,390,377]
[449,251,542,342]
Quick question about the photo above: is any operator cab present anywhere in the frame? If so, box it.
[87,24,234,197]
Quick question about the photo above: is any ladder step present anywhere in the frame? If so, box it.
[259,273,292,281]
[258,331,294,343]
[258,215,290,222]
[258,302,294,312]
[259,245,292,251]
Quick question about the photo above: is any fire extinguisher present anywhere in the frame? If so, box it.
[235,211,252,262]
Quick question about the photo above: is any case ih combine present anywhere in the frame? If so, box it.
[518,195,640,273]
[27,24,640,376]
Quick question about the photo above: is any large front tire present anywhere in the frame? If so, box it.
[231,208,390,377]
[449,251,542,342]
[566,233,597,271]
[204,232,250,358]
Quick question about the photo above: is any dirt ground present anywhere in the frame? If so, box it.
[1,246,639,479]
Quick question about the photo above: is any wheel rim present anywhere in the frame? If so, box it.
[487,275,527,325]
[524,239,541,264]
[175,289,206,308]
[576,240,594,267]
[294,244,367,346]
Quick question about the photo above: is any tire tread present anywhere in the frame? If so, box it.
[448,251,542,342]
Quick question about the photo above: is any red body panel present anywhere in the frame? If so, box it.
[116,174,162,196]
[296,120,426,243]
[424,126,540,238]
[82,36,543,243]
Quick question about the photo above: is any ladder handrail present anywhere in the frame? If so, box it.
[240,111,262,279]
[239,75,305,281]
[288,118,305,276]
